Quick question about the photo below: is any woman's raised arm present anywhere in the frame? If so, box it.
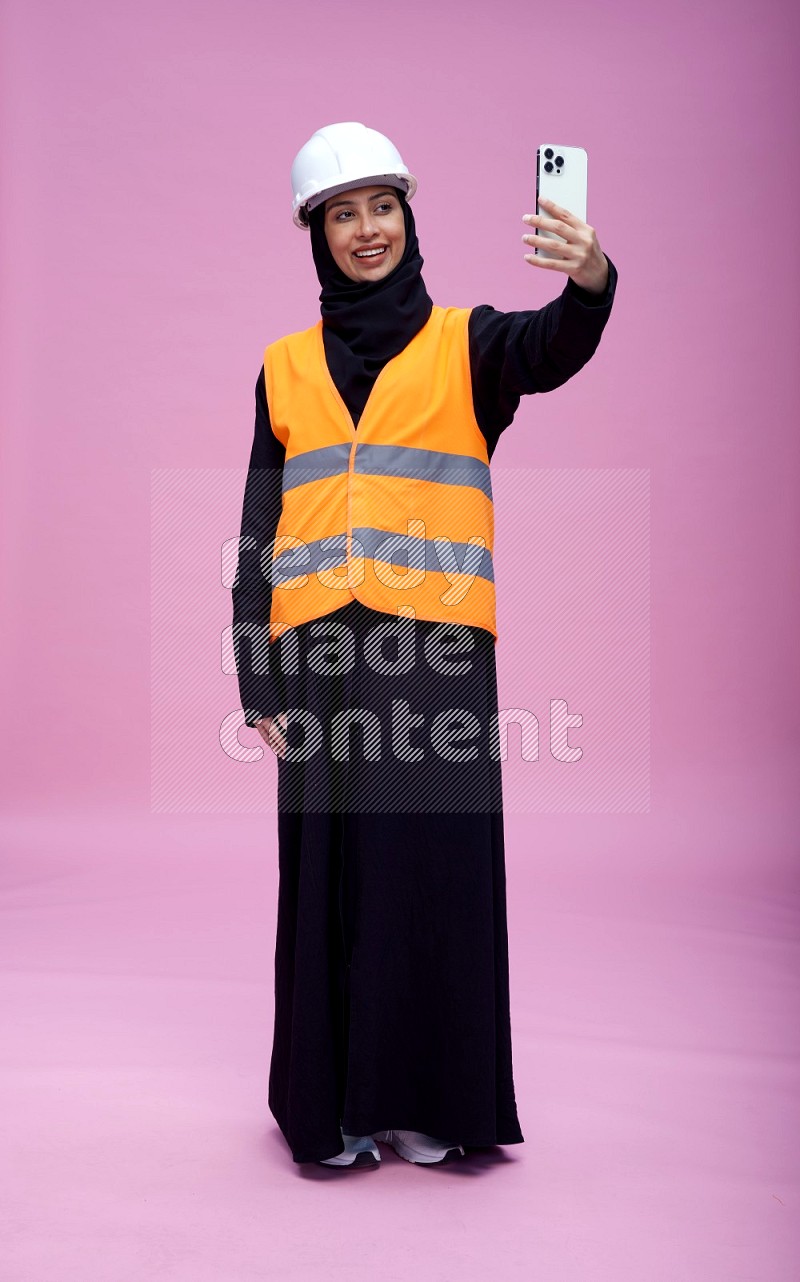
[469,201,618,455]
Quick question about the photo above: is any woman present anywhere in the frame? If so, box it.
[232,122,617,1169]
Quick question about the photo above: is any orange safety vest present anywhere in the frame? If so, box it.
[263,304,497,642]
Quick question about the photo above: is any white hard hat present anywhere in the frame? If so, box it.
[290,121,417,230]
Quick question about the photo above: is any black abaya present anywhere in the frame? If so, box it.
[269,600,519,1163]
[233,251,618,1163]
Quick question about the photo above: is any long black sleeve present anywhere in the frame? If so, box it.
[231,369,287,727]
[469,253,618,456]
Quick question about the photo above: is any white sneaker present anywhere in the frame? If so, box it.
[372,1129,465,1165]
[319,1132,381,1168]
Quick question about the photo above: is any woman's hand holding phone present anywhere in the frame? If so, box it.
[522,196,609,295]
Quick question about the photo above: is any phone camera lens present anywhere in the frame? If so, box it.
[555,155,564,167]
[544,147,554,160]
[544,161,554,173]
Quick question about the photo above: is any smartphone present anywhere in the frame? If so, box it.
[535,145,588,258]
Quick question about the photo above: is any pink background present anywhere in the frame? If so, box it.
[1,0,798,1277]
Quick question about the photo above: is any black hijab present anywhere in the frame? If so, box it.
[308,190,433,427]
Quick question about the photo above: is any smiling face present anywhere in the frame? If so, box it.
[323,185,406,282]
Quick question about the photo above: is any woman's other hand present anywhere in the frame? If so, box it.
[522,196,609,295]
[255,712,289,758]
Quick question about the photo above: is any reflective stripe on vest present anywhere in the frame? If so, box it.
[263,305,497,640]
